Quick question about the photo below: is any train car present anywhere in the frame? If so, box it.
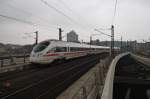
[29,39,111,64]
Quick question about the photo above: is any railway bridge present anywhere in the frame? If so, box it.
[0,52,150,99]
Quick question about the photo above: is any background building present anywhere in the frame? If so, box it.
[67,30,79,42]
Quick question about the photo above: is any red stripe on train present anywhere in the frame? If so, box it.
[44,51,85,57]
[43,53,59,56]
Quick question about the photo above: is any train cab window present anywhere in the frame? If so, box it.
[34,41,50,53]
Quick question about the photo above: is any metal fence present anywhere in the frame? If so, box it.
[0,54,30,67]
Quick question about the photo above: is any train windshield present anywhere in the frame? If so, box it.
[33,41,50,53]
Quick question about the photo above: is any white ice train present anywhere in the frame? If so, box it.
[30,39,117,64]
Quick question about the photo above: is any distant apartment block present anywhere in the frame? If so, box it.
[67,30,79,42]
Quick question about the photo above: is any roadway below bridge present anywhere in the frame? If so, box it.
[0,53,109,99]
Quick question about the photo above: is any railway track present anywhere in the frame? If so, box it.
[0,53,108,99]
[0,64,39,81]
[113,54,150,99]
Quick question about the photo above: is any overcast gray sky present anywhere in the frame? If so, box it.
[0,0,150,45]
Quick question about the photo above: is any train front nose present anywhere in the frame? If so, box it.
[30,52,41,63]
[29,41,51,64]
[30,52,54,64]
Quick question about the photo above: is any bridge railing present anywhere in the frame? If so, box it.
[0,54,30,67]
[101,52,130,99]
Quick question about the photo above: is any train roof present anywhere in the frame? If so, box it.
[40,39,112,49]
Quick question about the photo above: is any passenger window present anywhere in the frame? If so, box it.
[70,47,77,51]
[47,47,56,53]
[56,47,67,52]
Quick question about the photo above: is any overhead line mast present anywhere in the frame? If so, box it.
[58,28,63,41]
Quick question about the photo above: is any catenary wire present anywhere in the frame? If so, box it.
[40,0,93,33]
[112,0,118,25]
